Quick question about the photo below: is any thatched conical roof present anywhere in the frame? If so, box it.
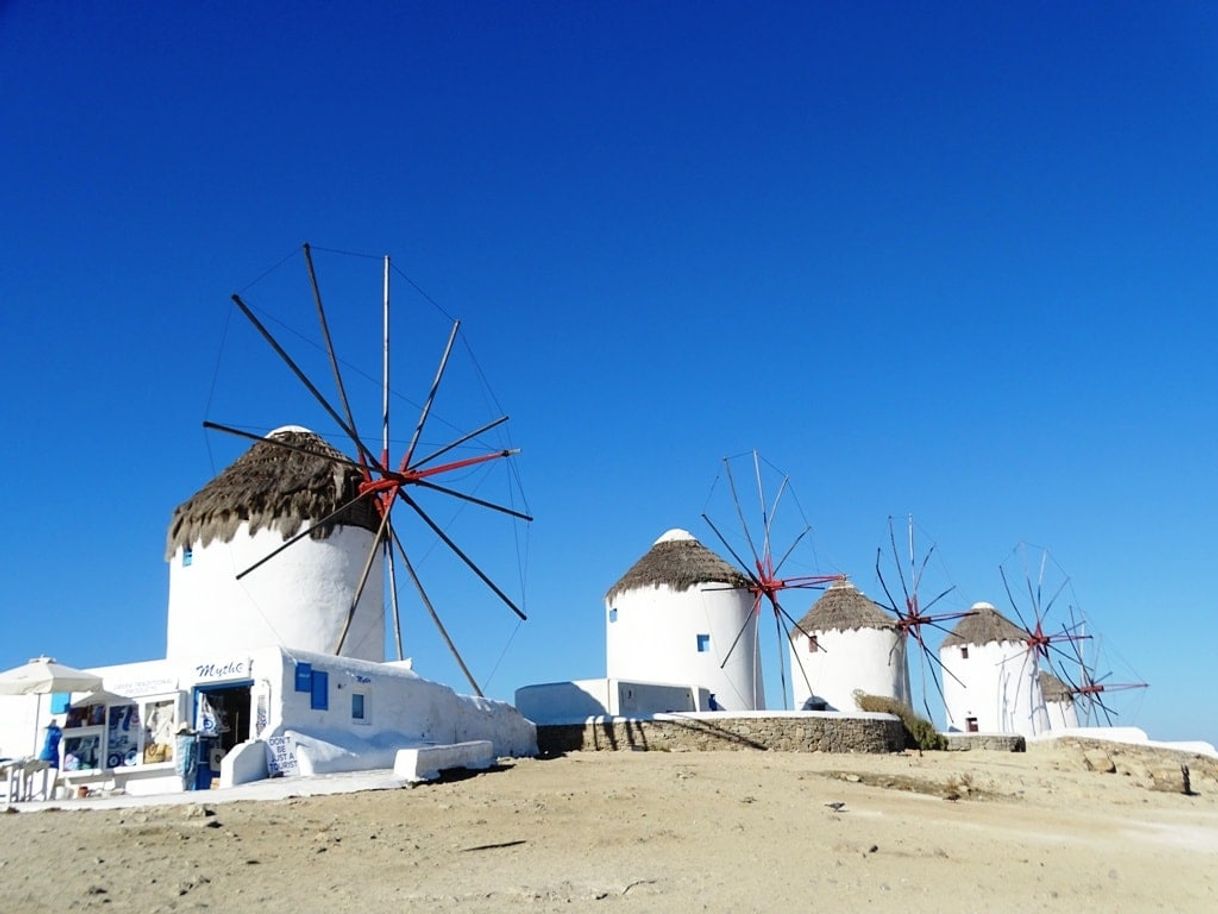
[1038,669,1074,703]
[165,426,380,559]
[605,529,749,603]
[794,578,896,633]
[940,602,1029,648]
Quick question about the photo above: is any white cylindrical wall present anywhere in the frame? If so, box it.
[939,641,1049,736]
[1045,697,1079,730]
[789,627,909,712]
[167,522,385,663]
[605,584,763,711]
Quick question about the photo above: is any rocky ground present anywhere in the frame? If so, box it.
[2,740,1216,912]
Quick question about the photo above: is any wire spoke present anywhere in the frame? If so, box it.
[333,505,394,654]
[389,524,483,697]
[719,592,761,670]
[701,514,763,587]
[772,526,810,576]
[887,517,911,609]
[230,294,385,473]
[204,420,368,473]
[303,243,363,453]
[402,319,460,470]
[386,539,404,662]
[411,415,509,470]
[723,458,761,567]
[235,489,376,580]
[999,565,1034,634]
[412,478,534,521]
[401,493,526,620]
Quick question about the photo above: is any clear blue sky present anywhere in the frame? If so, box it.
[1,2,1215,743]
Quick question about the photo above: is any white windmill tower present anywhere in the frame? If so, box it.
[1039,670,1079,730]
[604,529,764,711]
[166,425,387,661]
[787,578,910,713]
[939,602,1048,736]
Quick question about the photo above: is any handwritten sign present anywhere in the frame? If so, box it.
[265,735,299,777]
[194,659,248,681]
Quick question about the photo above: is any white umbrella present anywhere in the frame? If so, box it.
[0,657,103,756]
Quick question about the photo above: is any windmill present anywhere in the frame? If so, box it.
[996,542,1094,731]
[700,451,840,710]
[202,243,531,696]
[1052,603,1149,727]
[872,515,975,723]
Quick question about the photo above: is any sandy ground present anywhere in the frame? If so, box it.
[2,740,1216,913]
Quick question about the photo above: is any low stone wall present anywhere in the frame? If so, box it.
[941,733,1026,753]
[537,712,905,755]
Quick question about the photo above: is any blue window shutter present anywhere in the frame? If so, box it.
[696,633,710,653]
[310,671,329,710]
[294,662,312,692]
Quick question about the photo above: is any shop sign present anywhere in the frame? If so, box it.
[108,676,178,697]
[194,659,249,681]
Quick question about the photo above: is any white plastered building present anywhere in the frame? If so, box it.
[1,426,535,795]
[788,579,910,712]
[939,602,1048,736]
[603,529,763,711]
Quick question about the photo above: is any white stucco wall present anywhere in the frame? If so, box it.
[166,522,385,662]
[265,648,536,763]
[1045,696,1079,730]
[605,583,763,711]
[940,641,1049,736]
[515,678,706,724]
[789,626,910,712]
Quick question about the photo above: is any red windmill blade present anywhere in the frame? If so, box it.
[701,451,840,709]
[873,514,974,724]
[205,244,532,696]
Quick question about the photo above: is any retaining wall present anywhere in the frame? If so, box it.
[537,711,905,755]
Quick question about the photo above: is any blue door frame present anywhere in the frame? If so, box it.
[191,680,254,789]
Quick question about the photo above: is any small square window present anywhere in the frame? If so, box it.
[696,633,710,653]
[961,646,969,660]
[182,547,193,567]
[351,693,366,721]
[808,635,820,652]
[608,608,618,623]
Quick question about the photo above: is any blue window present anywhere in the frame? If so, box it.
[310,671,329,710]
[696,633,710,653]
[182,547,193,567]
[608,608,618,623]
[352,693,366,720]
[294,662,313,692]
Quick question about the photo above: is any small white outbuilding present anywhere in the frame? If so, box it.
[164,426,386,663]
[604,529,763,711]
[939,602,1048,736]
[788,579,910,713]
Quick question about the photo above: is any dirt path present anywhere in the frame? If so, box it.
[2,742,1215,912]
